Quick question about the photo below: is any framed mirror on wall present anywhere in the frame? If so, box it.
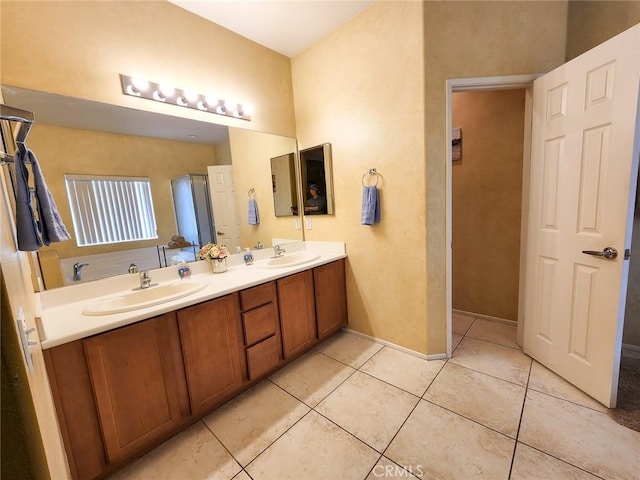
[300,143,334,215]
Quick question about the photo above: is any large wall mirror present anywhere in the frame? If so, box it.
[300,143,334,215]
[1,85,303,289]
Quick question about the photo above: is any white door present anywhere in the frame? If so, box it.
[207,165,241,252]
[523,24,640,408]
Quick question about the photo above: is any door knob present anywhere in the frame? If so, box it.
[581,247,618,260]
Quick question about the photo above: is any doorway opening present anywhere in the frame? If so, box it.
[445,74,537,359]
[450,88,527,352]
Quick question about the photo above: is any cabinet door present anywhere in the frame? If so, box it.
[314,259,348,339]
[278,270,317,358]
[177,293,245,415]
[83,313,187,464]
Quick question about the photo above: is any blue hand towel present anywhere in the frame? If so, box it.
[15,145,71,251]
[361,185,381,225]
[15,146,42,251]
[248,198,260,225]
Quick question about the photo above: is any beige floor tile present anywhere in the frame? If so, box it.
[385,400,515,480]
[232,471,252,480]
[452,333,464,351]
[269,350,355,407]
[360,347,445,396]
[316,371,419,451]
[110,422,241,480]
[510,443,600,480]
[519,389,640,480]
[365,456,420,479]
[246,411,379,480]
[203,381,310,466]
[424,363,525,437]
[466,318,518,349]
[528,361,608,413]
[452,312,475,335]
[449,337,531,386]
[315,330,384,368]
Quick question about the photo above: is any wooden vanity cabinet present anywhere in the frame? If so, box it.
[314,258,348,339]
[278,270,318,359]
[240,281,283,379]
[44,311,190,480]
[83,312,190,464]
[177,293,246,415]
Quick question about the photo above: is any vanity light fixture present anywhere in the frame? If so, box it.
[119,74,252,121]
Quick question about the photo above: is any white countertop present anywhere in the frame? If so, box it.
[37,241,346,349]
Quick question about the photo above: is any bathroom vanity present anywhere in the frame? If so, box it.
[38,244,347,480]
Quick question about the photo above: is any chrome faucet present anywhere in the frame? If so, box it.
[272,244,286,258]
[72,262,89,281]
[138,270,153,289]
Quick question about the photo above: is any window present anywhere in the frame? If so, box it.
[64,174,158,246]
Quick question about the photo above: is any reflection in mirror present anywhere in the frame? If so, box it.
[1,85,303,289]
[270,153,299,217]
[300,143,334,215]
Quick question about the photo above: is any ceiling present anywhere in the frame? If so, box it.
[168,0,374,57]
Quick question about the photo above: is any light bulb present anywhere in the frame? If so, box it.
[131,76,149,92]
[159,84,175,97]
[184,88,198,102]
[197,100,208,111]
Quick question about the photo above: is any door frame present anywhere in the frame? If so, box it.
[445,74,539,358]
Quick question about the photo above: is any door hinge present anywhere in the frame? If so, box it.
[625,249,631,260]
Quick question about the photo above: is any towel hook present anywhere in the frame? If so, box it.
[361,168,380,187]
[248,187,256,198]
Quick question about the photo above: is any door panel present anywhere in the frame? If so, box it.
[523,25,640,407]
[208,165,241,252]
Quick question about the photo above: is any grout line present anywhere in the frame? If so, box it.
[508,356,533,478]
[514,441,607,480]
[421,397,518,440]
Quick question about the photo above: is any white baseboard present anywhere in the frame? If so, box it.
[453,309,517,326]
[622,343,640,359]
[342,328,447,361]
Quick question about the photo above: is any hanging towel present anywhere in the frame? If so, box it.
[248,198,260,225]
[361,185,381,225]
[15,145,71,251]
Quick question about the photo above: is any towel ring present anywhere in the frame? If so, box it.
[361,168,380,187]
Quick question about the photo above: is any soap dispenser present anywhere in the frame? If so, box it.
[177,260,191,279]
[243,248,254,265]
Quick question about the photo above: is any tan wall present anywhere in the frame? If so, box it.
[623,214,640,346]
[0,1,296,137]
[26,124,217,260]
[292,1,428,353]
[452,90,526,321]
[424,1,568,353]
[228,128,301,249]
[566,1,640,60]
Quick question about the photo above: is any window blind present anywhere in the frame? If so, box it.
[64,174,158,246]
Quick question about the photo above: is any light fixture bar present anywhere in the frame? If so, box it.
[119,74,252,121]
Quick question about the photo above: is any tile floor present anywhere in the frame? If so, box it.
[111,313,640,480]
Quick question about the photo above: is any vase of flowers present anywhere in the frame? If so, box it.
[198,243,229,274]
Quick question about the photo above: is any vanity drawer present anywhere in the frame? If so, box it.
[246,335,281,380]
[240,282,276,311]
[242,303,277,346]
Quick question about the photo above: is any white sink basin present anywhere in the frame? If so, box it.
[259,252,321,268]
[83,281,206,316]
